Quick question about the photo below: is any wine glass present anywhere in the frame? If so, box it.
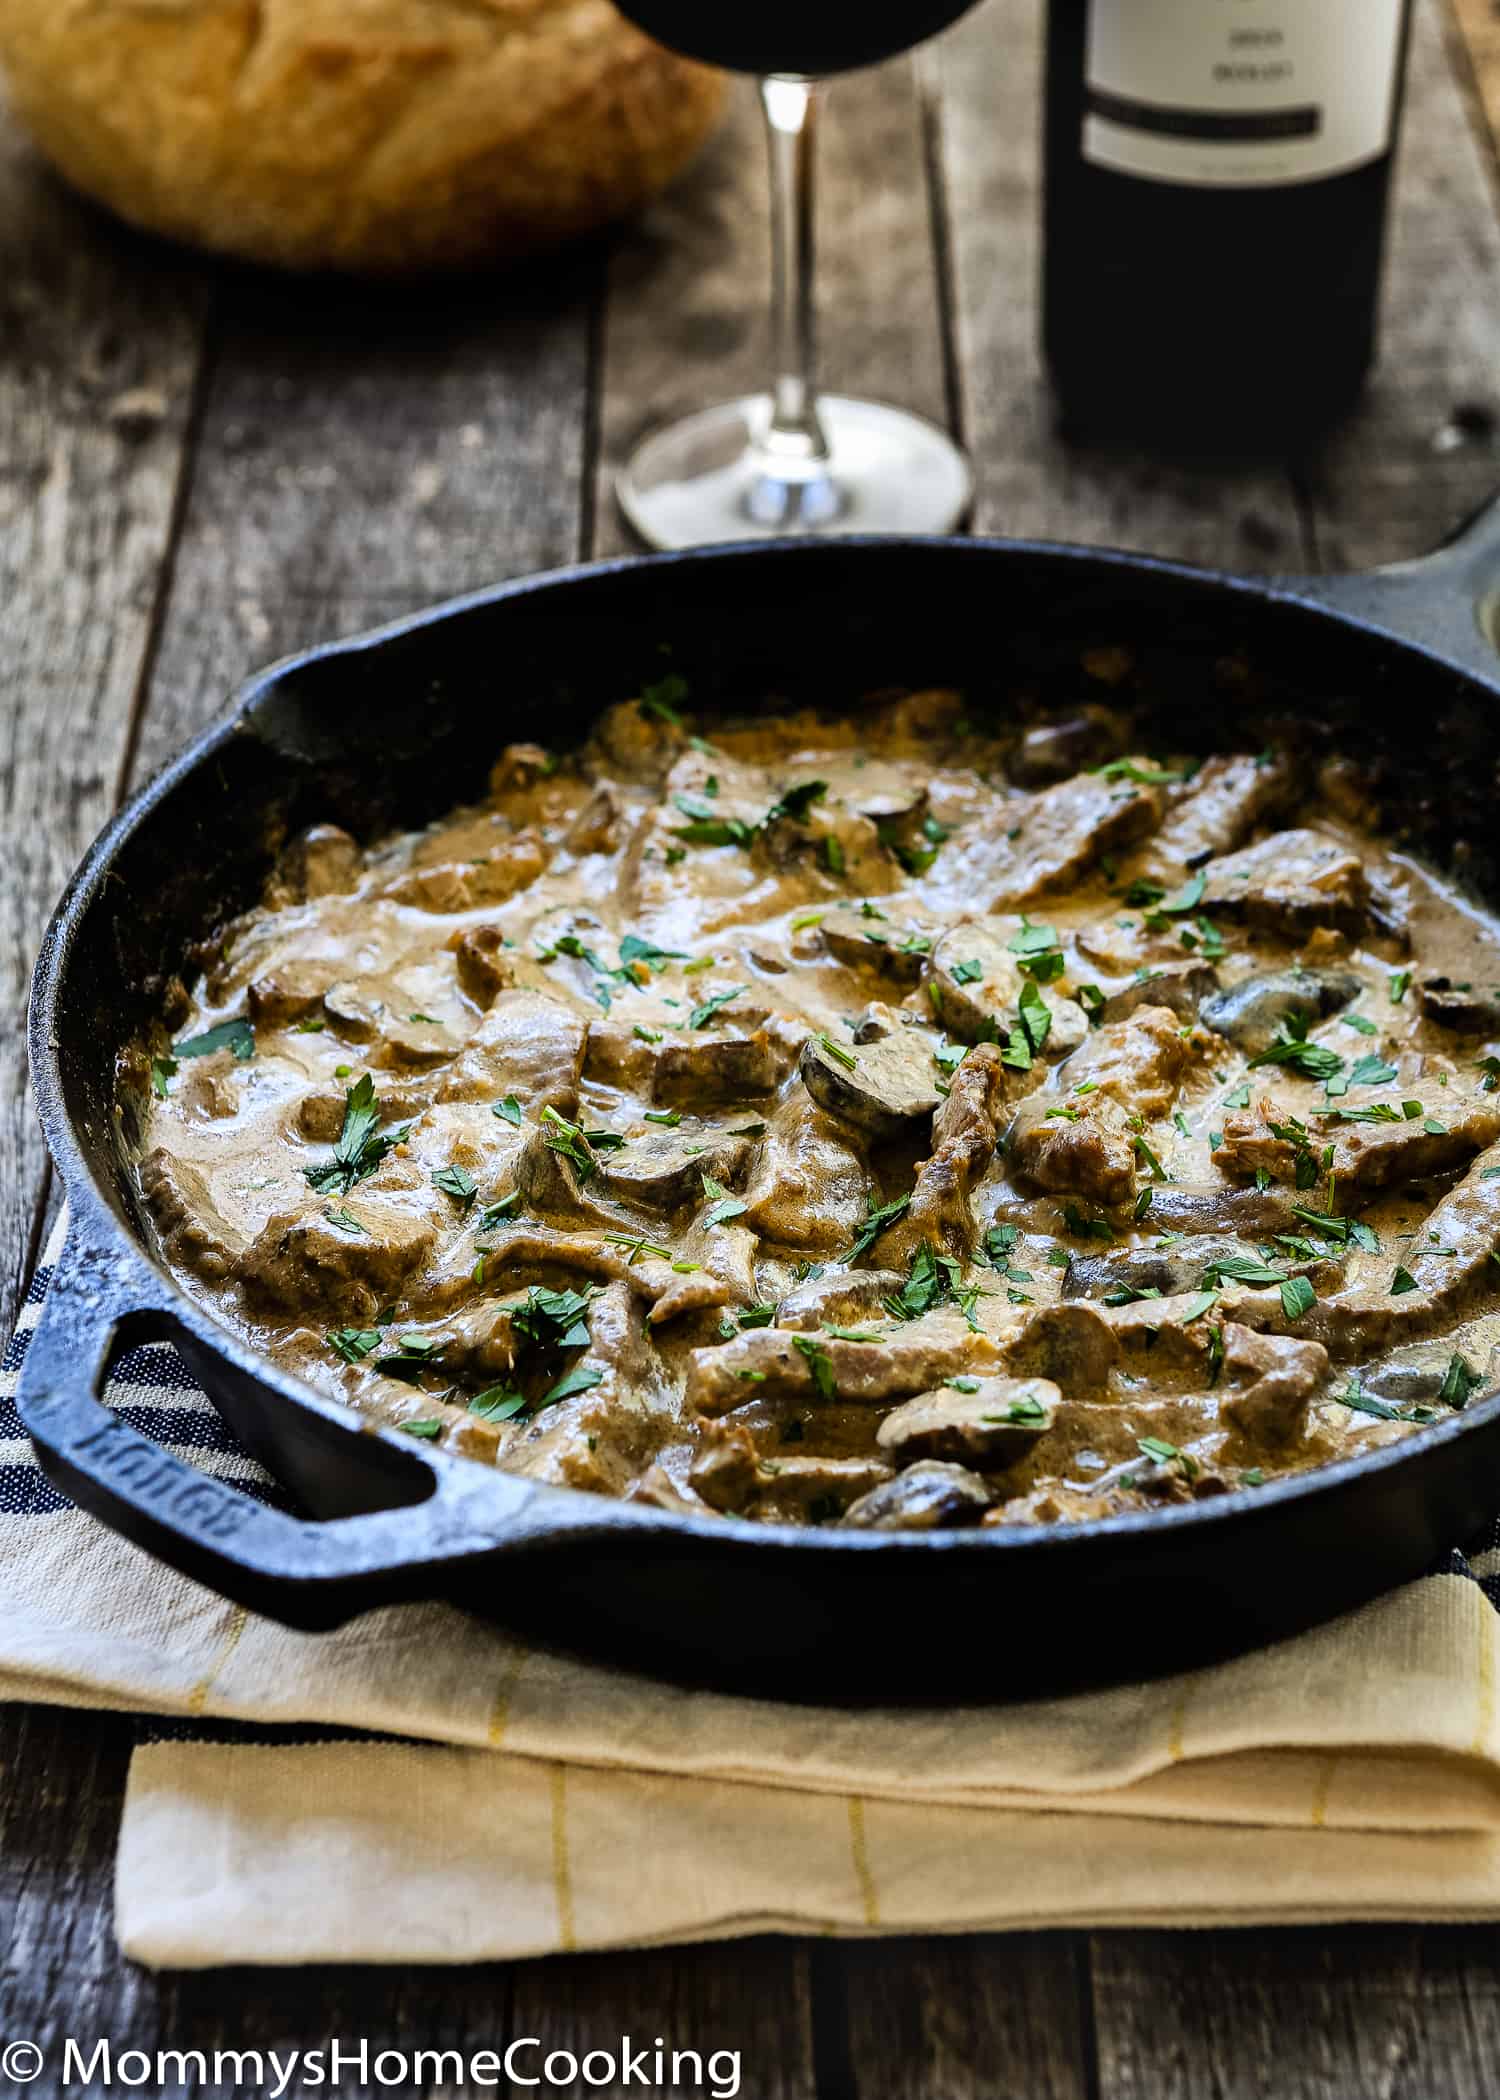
[611,2,981,549]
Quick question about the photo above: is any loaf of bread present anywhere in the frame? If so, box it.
[0,0,724,274]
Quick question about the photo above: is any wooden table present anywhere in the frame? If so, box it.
[6,0,1500,2089]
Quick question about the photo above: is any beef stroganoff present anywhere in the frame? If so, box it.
[130,676,1500,1530]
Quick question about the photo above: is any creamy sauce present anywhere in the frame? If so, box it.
[130,683,1500,1531]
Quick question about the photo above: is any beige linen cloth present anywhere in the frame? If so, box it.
[6,1217,1500,1967]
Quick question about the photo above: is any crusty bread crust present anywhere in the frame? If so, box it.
[0,0,725,274]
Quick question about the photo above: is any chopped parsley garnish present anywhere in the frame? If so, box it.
[173,1017,255,1062]
[816,1031,859,1071]
[983,1393,1049,1428]
[328,1327,382,1365]
[492,1094,523,1127]
[1389,969,1411,1003]
[638,673,688,725]
[432,1163,477,1209]
[847,1192,911,1261]
[1000,978,1052,1072]
[540,1364,605,1408]
[950,957,984,986]
[469,1387,528,1422]
[1390,1266,1419,1296]
[644,1107,681,1126]
[150,1055,177,1098]
[764,779,828,825]
[1061,1201,1114,1241]
[688,984,747,1030]
[400,1418,443,1440]
[1247,1012,1344,1084]
[1096,759,1187,787]
[823,836,846,876]
[477,1192,522,1232]
[1007,918,1065,983]
[541,1105,597,1183]
[305,1074,407,1196]
[701,1174,749,1227]
[792,1335,836,1400]
[1439,1354,1483,1409]
[1343,1013,1378,1036]
[619,933,690,969]
[1279,1274,1316,1321]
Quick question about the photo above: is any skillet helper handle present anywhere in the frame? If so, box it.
[1278,484,1500,689]
[14,1222,563,1629]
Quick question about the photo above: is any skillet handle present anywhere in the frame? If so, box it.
[1276,485,1500,690]
[14,1220,588,1629]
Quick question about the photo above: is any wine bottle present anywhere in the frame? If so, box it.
[1042,1,1414,443]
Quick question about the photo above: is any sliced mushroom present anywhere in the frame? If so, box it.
[598,1126,752,1212]
[1417,976,1500,1033]
[876,1376,1060,1467]
[841,1460,992,1530]
[1199,967,1362,1053]
[1097,959,1218,1026]
[819,907,934,986]
[799,1007,942,1138]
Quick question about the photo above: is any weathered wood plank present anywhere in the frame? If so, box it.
[833,1932,1093,2100]
[1091,1926,1500,2100]
[129,252,597,786]
[0,102,207,1340]
[509,1939,817,2100]
[591,62,950,557]
[1298,0,1500,570]
[931,0,1308,569]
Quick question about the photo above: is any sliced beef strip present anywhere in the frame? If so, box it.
[1098,1301,1329,1444]
[1199,966,1363,1054]
[381,830,549,912]
[1201,828,1372,939]
[841,1460,993,1530]
[1215,1087,1500,1192]
[738,1096,872,1253]
[874,1042,1009,1267]
[925,918,1089,1055]
[139,1149,248,1284]
[687,1309,1006,1416]
[1143,1181,1340,1237]
[1266,1141,1500,1361]
[876,1376,1061,1468]
[959,768,1163,910]
[246,959,341,1028]
[236,1175,441,1324]
[774,1268,907,1331]
[800,1005,943,1138]
[820,907,935,986]
[322,988,464,1071]
[1146,752,1293,872]
[1007,1091,1138,1209]
[269,823,362,904]
[1060,1003,1203,1120]
[436,990,587,1113]
[504,1282,676,1497]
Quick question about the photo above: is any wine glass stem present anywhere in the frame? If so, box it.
[760,74,829,465]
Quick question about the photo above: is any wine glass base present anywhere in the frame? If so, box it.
[616,393,973,550]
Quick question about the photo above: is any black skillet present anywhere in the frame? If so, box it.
[19,503,1500,1700]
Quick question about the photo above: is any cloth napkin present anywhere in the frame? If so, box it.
[6,1215,1500,1968]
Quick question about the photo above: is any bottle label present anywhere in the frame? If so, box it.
[1084,0,1404,187]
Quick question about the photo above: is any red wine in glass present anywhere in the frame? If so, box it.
[613,1,981,78]
[611,1,980,548]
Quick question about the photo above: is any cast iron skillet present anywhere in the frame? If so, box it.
[19,504,1500,1700]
